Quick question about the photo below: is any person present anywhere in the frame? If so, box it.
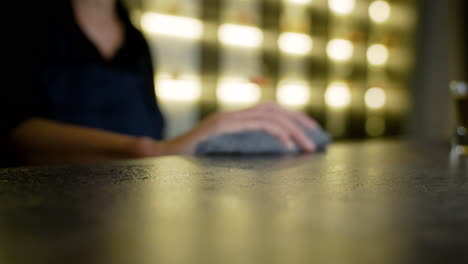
[0,0,317,167]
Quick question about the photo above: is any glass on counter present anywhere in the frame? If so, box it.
[451,81,468,156]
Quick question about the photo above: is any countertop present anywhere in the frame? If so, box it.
[0,140,467,264]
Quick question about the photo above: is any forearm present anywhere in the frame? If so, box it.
[7,118,163,165]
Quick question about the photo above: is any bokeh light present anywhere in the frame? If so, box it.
[278,33,313,56]
[217,78,261,105]
[327,39,354,61]
[141,13,203,39]
[329,0,356,15]
[367,44,389,66]
[369,1,391,23]
[155,75,201,102]
[365,87,386,109]
[219,24,263,48]
[325,82,352,108]
[277,81,311,107]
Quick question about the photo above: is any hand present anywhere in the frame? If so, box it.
[163,102,319,155]
[6,105,318,166]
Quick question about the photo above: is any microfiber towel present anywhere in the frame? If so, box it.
[195,126,332,155]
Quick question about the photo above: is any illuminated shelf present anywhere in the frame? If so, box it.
[128,0,419,139]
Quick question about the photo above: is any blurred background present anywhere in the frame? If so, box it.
[123,0,465,143]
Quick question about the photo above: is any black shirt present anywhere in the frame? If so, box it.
[1,0,165,166]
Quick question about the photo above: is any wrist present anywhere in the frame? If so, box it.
[165,130,205,155]
[129,136,190,157]
[128,129,207,158]
[127,137,164,158]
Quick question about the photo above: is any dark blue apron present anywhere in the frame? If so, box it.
[41,64,165,140]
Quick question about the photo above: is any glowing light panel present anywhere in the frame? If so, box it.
[325,82,351,108]
[278,33,313,56]
[327,39,354,61]
[369,1,391,23]
[367,44,389,66]
[217,79,261,105]
[141,13,203,39]
[329,0,355,15]
[277,81,311,107]
[365,87,386,109]
[218,24,263,48]
[155,76,201,102]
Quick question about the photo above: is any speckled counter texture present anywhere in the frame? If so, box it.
[0,141,467,264]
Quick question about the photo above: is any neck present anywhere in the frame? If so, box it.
[71,0,125,60]
[72,0,119,21]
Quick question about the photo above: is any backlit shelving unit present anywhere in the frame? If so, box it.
[126,0,418,139]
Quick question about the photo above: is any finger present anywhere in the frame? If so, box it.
[250,120,295,150]
[274,115,316,152]
[190,110,300,154]
[208,116,295,149]
[245,112,316,152]
[263,102,318,129]
[287,110,318,129]
[225,104,318,151]
[219,119,295,149]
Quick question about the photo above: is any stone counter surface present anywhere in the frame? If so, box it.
[0,141,467,264]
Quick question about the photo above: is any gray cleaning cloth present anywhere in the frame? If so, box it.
[195,127,332,155]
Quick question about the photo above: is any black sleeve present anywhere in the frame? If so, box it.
[126,17,160,113]
[1,2,50,138]
[130,23,166,138]
[1,2,52,166]
[141,36,159,106]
